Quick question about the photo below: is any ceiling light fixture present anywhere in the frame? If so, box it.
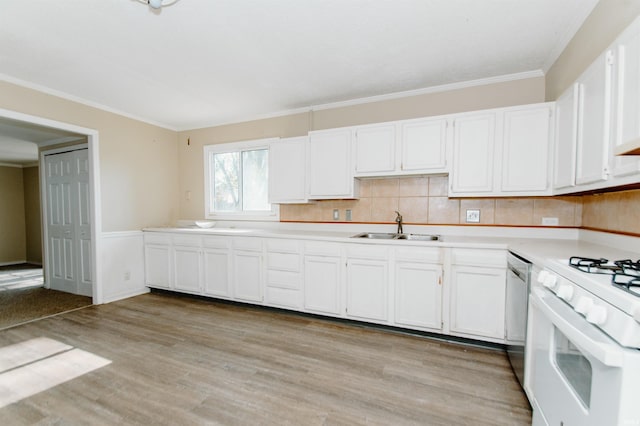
[137,0,180,9]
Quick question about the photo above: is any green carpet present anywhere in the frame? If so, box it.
[0,287,92,330]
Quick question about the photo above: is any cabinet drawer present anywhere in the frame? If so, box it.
[346,244,389,259]
[265,287,303,309]
[267,270,301,290]
[233,237,262,251]
[266,238,301,253]
[395,247,442,263]
[172,234,202,247]
[267,252,300,272]
[451,248,507,267]
[203,236,231,249]
[144,233,171,245]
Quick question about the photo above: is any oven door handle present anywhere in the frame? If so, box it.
[531,289,624,368]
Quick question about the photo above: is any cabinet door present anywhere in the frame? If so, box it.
[269,136,308,203]
[450,265,506,340]
[400,118,448,172]
[304,255,341,315]
[173,246,201,293]
[450,113,496,195]
[203,248,231,297]
[232,250,263,303]
[395,261,442,331]
[144,244,171,289]
[346,258,388,322]
[307,129,355,199]
[554,84,579,190]
[501,106,552,193]
[354,124,396,174]
[576,51,613,185]
[612,24,640,177]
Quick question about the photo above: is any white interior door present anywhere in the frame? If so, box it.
[45,148,92,296]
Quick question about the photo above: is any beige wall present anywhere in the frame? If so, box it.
[22,166,42,264]
[0,81,179,232]
[0,166,26,263]
[545,0,640,101]
[178,77,545,219]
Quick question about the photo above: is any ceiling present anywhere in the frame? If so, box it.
[0,118,85,166]
[0,0,599,131]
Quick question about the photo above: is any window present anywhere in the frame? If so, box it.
[204,139,278,220]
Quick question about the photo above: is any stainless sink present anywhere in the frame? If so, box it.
[351,232,440,241]
[351,232,399,239]
[396,233,441,241]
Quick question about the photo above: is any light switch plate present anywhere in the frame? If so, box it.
[466,209,480,223]
[333,209,339,220]
[345,209,352,221]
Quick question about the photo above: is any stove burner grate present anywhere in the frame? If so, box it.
[569,256,621,274]
[569,256,640,297]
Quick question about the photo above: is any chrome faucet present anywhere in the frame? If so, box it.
[394,211,403,235]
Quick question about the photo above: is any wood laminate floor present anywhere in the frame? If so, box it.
[0,292,531,425]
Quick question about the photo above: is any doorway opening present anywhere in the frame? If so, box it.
[0,108,102,328]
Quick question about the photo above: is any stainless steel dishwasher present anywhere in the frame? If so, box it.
[505,251,531,388]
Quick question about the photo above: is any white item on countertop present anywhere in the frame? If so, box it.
[194,220,216,228]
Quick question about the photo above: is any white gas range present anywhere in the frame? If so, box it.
[527,256,640,426]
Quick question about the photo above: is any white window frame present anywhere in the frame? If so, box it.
[204,138,279,221]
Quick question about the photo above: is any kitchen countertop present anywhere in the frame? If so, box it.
[143,225,640,267]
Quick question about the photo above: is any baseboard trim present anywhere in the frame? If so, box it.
[0,260,27,267]
[102,287,150,304]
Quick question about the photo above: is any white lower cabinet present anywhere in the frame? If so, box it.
[143,232,508,344]
[304,242,342,316]
[232,238,263,303]
[171,235,203,294]
[202,237,231,298]
[144,235,171,289]
[265,239,303,309]
[346,246,389,323]
[394,247,443,331]
[449,249,507,341]
[173,245,202,294]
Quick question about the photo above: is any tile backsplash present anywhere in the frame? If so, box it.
[280,176,584,227]
[582,189,640,235]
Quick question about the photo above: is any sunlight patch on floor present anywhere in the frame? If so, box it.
[0,337,111,408]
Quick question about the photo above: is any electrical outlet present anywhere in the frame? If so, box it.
[124,271,131,281]
[345,209,352,221]
[333,209,339,220]
[466,209,480,223]
[542,217,559,226]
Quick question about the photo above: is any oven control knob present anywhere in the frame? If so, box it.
[557,284,574,301]
[537,270,549,283]
[586,305,608,325]
[543,274,557,289]
[574,296,594,315]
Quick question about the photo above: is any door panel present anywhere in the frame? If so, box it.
[44,148,92,296]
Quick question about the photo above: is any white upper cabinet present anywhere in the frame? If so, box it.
[450,112,496,195]
[450,104,554,197]
[354,117,448,177]
[575,50,614,186]
[354,123,396,174]
[500,105,553,194]
[554,84,580,190]
[269,136,308,204]
[552,17,640,194]
[611,18,640,176]
[400,117,448,172]
[307,128,359,199]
